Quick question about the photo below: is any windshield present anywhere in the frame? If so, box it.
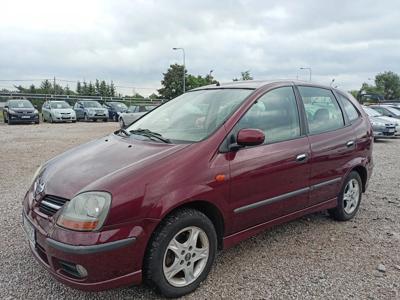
[50,101,70,109]
[384,106,400,115]
[363,106,382,117]
[109,102,127,111]
[82,101,102,108]
[9,100,33,109]
[127,89,253,142]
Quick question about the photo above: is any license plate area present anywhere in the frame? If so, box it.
[22,215,36,245]
[21,115,31,119]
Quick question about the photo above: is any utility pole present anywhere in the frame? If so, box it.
[172,47,186,93]
[53,76,56,98]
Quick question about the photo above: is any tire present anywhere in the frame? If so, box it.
[144,209,217,298]
[113,114,117,122]
[329,171,362,221]
[84,113,89,122]
[72,120,76,123]
[35,120,40,124]
[4,113,8,123]
[103,118,108,122]
[49,115,53,123]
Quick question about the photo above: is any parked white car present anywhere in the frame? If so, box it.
[363,106,400,136]
[42,101,76,123]
[119,104,157,128]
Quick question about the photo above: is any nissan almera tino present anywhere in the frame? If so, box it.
[23,80,373,298]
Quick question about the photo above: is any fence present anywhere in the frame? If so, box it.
[0,92,166,111]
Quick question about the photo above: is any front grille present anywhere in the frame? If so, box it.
[39,195,69,217]
[36,243,49,265]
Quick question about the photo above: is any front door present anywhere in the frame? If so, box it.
[229,86,311,232]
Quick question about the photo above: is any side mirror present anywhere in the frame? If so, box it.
[230,128,265,151]
[4,105,8,109]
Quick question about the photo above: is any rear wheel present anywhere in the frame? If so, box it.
[4,113,8,123]
[102,118,108,122]
[113,114,118,122]
[144,209,217,298]
[329,171,362,221]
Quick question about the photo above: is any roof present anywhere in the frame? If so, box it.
[191,79,333,91]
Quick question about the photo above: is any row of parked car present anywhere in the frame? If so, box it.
[2,98,158,126]
[362,103,400,140]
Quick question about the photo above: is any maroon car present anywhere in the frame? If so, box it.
[23,80,373,297]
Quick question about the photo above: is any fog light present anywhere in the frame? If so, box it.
[76,264,88,277]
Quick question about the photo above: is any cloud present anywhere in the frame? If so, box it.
[0,0,399,95]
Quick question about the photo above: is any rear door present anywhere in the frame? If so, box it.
[297,86,356,206]
[229,86,311,232]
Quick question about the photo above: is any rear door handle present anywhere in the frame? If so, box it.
[346,140,355,147]
[296,153,308,162]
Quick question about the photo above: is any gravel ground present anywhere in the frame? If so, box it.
[0,122,399,300]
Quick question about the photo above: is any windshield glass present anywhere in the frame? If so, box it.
[127,89,253,142]
[50,101,70,109]
[385,106,400,115]
[9,100,33,109]
[82,101,102,108]
[109,102,127,111]
[363,106,382,117]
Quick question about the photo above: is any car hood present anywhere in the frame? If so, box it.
[51,108,75,114]
[369,116,395,126]
[374,115,400,125]
[10,107,35,113]
[39,134,188,199]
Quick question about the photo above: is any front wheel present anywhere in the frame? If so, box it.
[329,171,362,221]
[144,209,217,298]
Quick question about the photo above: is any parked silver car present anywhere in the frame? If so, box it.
[119,104,157,128]
[362,106,400,136]
[362,106,396,140]
[42,101,76,123]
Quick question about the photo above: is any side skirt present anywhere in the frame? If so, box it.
[223,198,337,249]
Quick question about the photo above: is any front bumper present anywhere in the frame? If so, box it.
[9,114,39,123]
[51,115,76,122]
[21,188,155,292]
[26,224,142,291]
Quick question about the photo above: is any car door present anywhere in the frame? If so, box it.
[74,102,83,119]
[297,86,357,207]
[229,86,311,232]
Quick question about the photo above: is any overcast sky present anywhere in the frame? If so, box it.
[1,0,399,96]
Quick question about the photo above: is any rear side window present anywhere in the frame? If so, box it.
[298,86,344,134]
[337,94,360,122]
[236,86,300,144]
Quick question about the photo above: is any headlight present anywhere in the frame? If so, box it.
[8,109,17,114]
[31,165,43,185]
[34,109,39,114]
[57,192,111,231]
[371,121,385,127]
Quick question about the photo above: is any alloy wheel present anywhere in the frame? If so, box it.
[343,178,360,215]
[162,226,209,288]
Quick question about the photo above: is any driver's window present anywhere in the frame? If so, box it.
[236,87,301,145]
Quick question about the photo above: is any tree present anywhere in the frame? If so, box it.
[148,92,159,100]
[82,81,88,95]
[375,71,400,100]
[76,81,82,94]
[233,70,253,81]
[40,80,52,94]
[88,82,95,96]
[158,64,187,99]
[109,81,116,97]
[99,80,108,96]
[95,79,100,95]
[186,74,218,90]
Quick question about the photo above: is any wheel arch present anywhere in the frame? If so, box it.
[350,165,368,192]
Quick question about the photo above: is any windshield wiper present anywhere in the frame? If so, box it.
[130,128,171,143]
[117,128,131,136]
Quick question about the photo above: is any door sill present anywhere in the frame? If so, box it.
[223,198,337,249]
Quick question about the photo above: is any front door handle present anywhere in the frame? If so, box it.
[346,140,355,147]
[296,153,308,162]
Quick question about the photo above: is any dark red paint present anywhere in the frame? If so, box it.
[23,81,373,291]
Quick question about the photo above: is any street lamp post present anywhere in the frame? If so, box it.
[300,67,312,81]
[172,47,186,93]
